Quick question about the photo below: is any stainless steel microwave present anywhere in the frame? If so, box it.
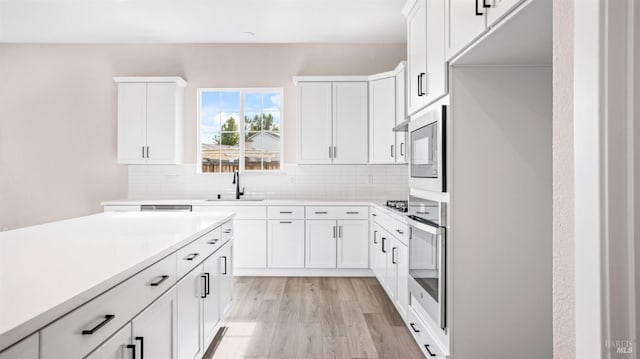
[408,97,448,193]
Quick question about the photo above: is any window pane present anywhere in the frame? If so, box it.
[244,112,261,132]
[219,114,239,133]
[263,131,281,171]
[245,131,262,170]
[220,92,240,112]
[262,112,280,132]
[263,92,281,111]
[202,133,221,173]
[219,132,240,173]
[245,92,262,112]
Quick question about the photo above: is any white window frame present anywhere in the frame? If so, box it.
[196,87,284,174]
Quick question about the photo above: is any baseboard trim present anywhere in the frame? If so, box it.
[234,268,375,277]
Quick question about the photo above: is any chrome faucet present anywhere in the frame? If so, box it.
[232,170,245,200]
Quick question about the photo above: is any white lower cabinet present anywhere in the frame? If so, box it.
[0,334,38,359]
[177,265,206,359]
[218,241,234,317]
[202,257,221,347]
[268,220,305,268]
[86,324,132,359]
[131,287,178,359]
[305,220,337,268]
[233,219,267,268]
[391,237,409,318]
[337,220,369,268]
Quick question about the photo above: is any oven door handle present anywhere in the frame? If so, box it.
[438,228,447,330]
[406,216,441,236]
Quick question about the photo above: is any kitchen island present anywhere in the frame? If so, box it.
[0,211,234,358]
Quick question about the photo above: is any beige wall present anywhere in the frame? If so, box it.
[0,43,406,229]
[552,0,575,357]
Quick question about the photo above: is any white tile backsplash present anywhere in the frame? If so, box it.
[127,164,408,201]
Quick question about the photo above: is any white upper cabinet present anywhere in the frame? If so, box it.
[296,80,368,164]
[332,82,368,164]
[114,77,186,165]
[405,0,447,116]
[297,82,333,164]
[446,0,524,59]
[395,70,407,163]
[369,77,396,164]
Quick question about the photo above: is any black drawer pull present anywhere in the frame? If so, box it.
[315,211,328,214]
[207,239,219,245]
[127,344,136,359]
[396,229,404,235]
[280,221,293,224]
[185,253,199,261]
[204,272,210,295]
[425,344,436,357]
[409,323,420,333]
[372,213,377,217]
[200,273,208,298]
[223,229,232,234]
[150,275,169,287]
[279,211,293,214]
[346,211,359,214]
[222,256,228,275]
[82,314,115,335]
[135,336,144,359]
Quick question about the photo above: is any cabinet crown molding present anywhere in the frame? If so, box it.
[113,77,187,87]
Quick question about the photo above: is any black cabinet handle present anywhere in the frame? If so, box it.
[222,256,228,275]
[146,146,149,158]
[279,211,292,214]
[392,247,398,264]
[410,323,420,333]
[483,0,491,8]
[280,221,293,224]
[475,0,483,15]
[373,230,378,244]
[346,211,359,214]
[425,344,436,357]
[381,237,387,253]
[396,229,404,235]
[150,275,169,287]
[400,142,405,156]
[418,73,426,96]
[315,211,327,214]
[223,229,232,234]
[207,239,219,245]
[204,272,210,295]
[135,337,144,359]
[185,253,199,261]
[372,213,377,217]
[127,344,136,359]
[200,274,208,298]
[391,145,395,157]
[141,146,145,159]
[82,314,115,335]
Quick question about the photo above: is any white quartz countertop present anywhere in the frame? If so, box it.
[0,211,233,351]
[102,198,384,206]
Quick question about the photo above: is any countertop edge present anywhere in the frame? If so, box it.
[0,212,235,353]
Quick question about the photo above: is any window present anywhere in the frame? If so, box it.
[198,88,283,173]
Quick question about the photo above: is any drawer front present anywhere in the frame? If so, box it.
[407,306,446,358]
[305,206,368,220]
[192,205,266,219]
[103,205,140,212]
[41,253,177,359]
[268,206,305,219]
[221,220,234,242]
[177,227,223,278]
[376,212,409,246]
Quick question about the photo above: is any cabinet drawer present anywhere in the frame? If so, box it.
[193,205,266,219]
[268,206,305,219]
[375,211,409,246]
[41,253,177,359]
[407,306,446,358]
[305,206,368,220]
[221,220,234,242]
[177,227,222,278]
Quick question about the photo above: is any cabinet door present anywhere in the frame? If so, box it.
[337,220,369,269]
[395,241,409,319]
[268,220,305,268]
[369,78,397,164]
[0,334,39,359]
[117,83,147,164]
[298,82,333,164]
[370,224,380,277]
[177,265,205,359]
[218,241,234,317]
[380,231,395,297]
[407,0,427,115]
[131,287,177,359]
[305,220,337,268]
[332,82,368,164]
[233,219,267,268]
[447,0,487,59]
[395,71,407,163]
[202,254,221,347]
[146,83,179,164]
[486,0,523,27]
[425,0,447,104]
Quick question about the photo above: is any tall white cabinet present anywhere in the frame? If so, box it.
[296,79,368,164]
[114,77,186,165]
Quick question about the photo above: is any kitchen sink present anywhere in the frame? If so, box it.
[205,198,264,202]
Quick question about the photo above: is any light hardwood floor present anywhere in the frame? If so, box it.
[204,277,425,359]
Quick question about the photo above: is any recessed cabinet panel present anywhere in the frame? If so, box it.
[407,0,427,114]
[486,0,524,27]
[0,334,38,359]
[305,220,337,268]
[268,220,305,268]
[202,255,221,346]
[117,83,147,164]
[218,241,234,316]
[447,0,488,59]
[369,78,397,164]
[233,220,267,268]
[337,220,369,268]
[426,0,447,103]
[298,82,333,164]
[332,82,368,164]
[85,324,131,359]
[131,287,178,359]
[395,71,408,163]
[146,83,180,164]
[177,265,205,359]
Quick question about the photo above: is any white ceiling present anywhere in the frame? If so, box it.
[0,0,407,43]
